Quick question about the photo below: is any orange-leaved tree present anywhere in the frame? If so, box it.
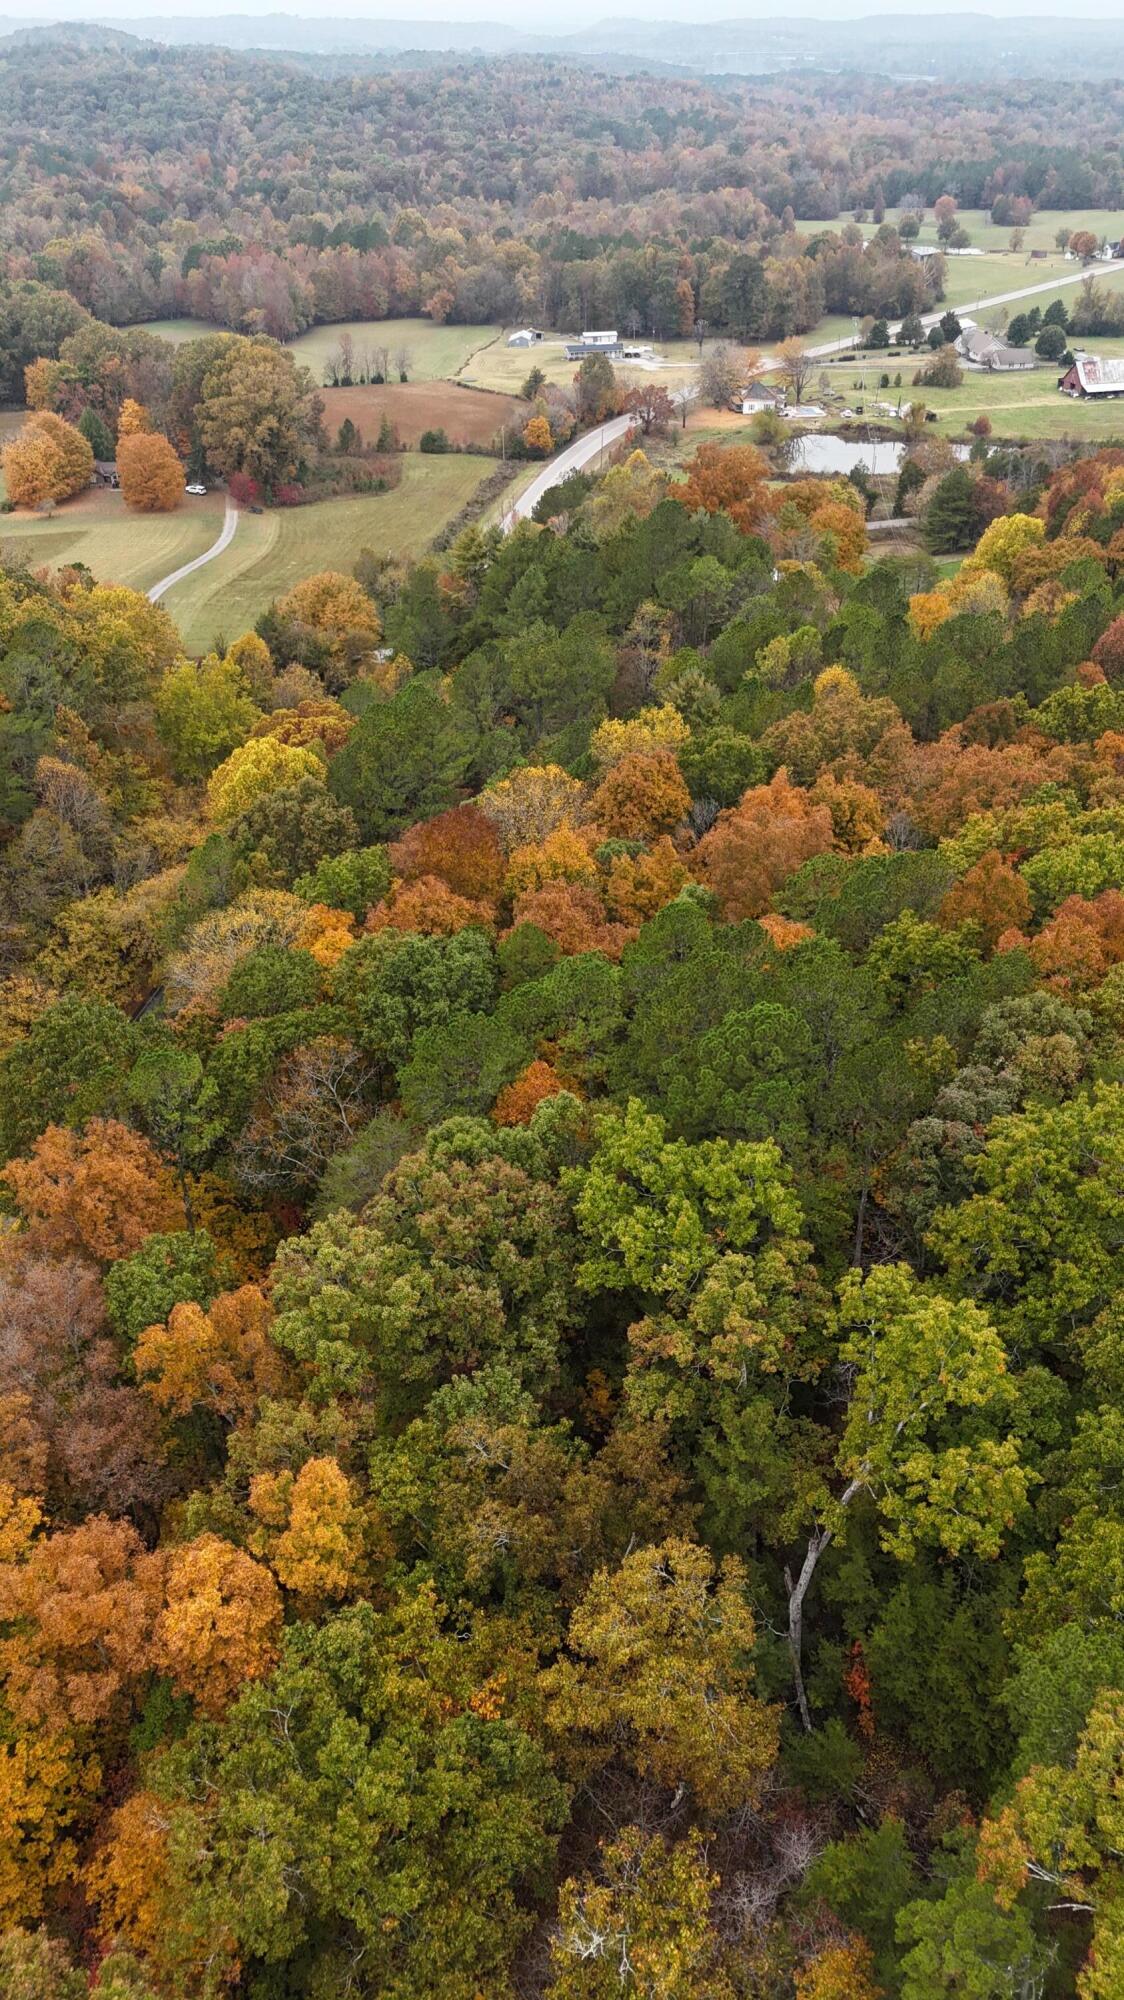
[116,398,151,437]
[0,1514,163,1732]
[511,881,636,961]
[133,1285,287,1427]
[0,1120,184,1263]
[2,411,93,506]
[492,1060,575,1127]
[366,875,496,938]
[939,849,1032,952]
[674,440,771,535]
[694,769,835,920]
[590,750,691,841]
[152,1533,282,1716]
[388,803,506,901]
[117,431,185,512]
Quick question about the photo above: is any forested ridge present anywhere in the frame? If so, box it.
[2,434,1124,1995]
[0,27,1121,342]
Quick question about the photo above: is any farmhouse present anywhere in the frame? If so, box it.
[1058,353,1124,397]
[564,330,622,360]
[957,328,1035,371]
[741,381,784,415]
[92,460,119,487]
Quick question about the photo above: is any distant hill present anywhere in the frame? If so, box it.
[1,10,1123,79]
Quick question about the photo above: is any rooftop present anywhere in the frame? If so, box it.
[1070,352,1124,393]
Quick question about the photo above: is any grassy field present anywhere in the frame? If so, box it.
[123,317,228,345]
[934,250,1074,309]
[287,319,500,386]
[972,265,1124,335]
[464,332,704,396]
[160,455,495,655]
[845,207,1123,256]
[911,371,1124,444]
[319,381,525,449]
[784,344,1124,444]
[0,486,225,590]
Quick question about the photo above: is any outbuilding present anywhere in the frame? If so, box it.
[1059,353,1124,397]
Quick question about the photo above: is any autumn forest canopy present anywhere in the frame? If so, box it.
[1,24,1124,356]
[6,21,1124,2000]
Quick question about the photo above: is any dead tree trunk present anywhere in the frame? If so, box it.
[784,1479,863,1731]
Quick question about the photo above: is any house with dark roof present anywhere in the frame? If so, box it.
[741,380,784,414]
[957,327,1035,371]
[564,330,622,360]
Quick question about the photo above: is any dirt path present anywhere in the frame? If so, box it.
[148,496,237,604]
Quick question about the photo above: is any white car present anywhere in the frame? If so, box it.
[185,482,207,496]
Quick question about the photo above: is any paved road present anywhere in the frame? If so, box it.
[503,261,1124,528]
[148,496,238,603]
[505,414,636,527]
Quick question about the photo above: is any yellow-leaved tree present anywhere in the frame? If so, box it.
[2,411,93,506]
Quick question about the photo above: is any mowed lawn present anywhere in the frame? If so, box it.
[973,265,1124,334]
[465,332,705,395]
[0,484,226,590]
[287,318,500,385]
[160,455,495,655]
[845,207,1124,256]
[121,317,228,345]
[914,369,1124,444]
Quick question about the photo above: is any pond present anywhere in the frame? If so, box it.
[783,433,968,477]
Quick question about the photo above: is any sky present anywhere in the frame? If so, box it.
[4,0,1123,28]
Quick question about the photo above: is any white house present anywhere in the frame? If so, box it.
[957,327,1036,371]
[564,330,622,360]
[741,380,784,415]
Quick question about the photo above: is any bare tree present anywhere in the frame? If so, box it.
[698,341,744,410]
[393,344,412,382]
[671,385,693,430]
[777,337,813,403]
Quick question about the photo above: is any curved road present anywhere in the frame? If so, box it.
[148,496,238,604]
[505,414,636,527]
